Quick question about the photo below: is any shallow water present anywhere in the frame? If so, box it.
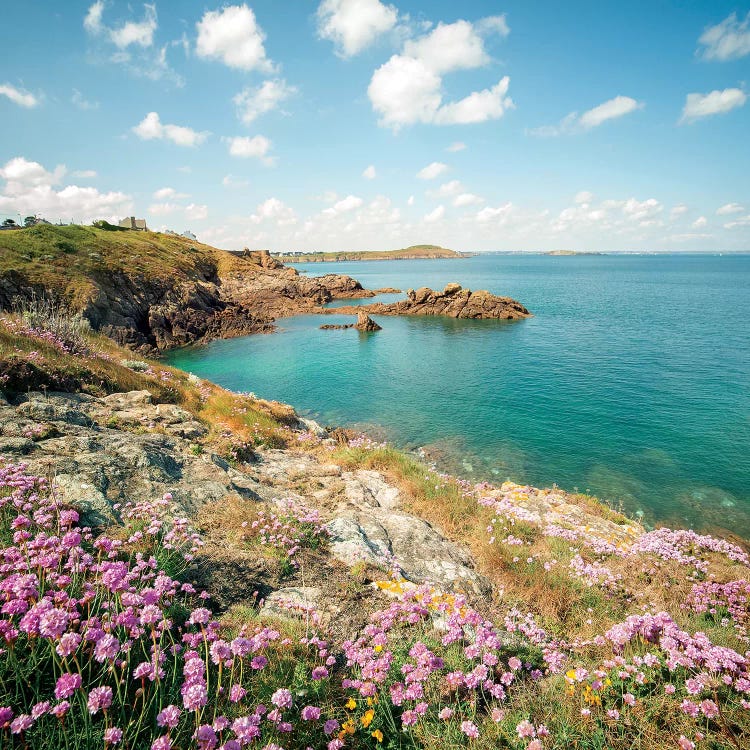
[165,254,750,538]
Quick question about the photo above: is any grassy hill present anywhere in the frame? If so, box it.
[275,244,466,263]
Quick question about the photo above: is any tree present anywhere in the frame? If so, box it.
[2,219,17,227]
[23,215,37,227]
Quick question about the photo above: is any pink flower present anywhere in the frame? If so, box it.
[229,684,247,703]
[55,673,82,700]
[87,686,113,714]
[10,715,34,734]
[508,656,522,670]
[438,707,453,720]
[157,705,181,729]
[527,742,543,750]
[677,737,695,750]
[461,721,479,738]
[271,688,292,709]
[700,700,719,719]
[51,701,70,718]
[151,736,172,750]
[664,684,676,694]
[104,727,123,745]
[312,666,328,680]
[623,693,636,707]
[516,720,536,739]
[301,706,322,721]
[0,708,13,728]
[323,719,339,735]
[195,725,218,750]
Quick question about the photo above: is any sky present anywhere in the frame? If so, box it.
[1,1,749,253]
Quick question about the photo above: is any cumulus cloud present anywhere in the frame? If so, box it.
[0,156,132,223]
[432,179,462,197]
[724,214,750,229]
[234,79,296,124]
[148,202,180,215]
[72,170,97,179]
[317,0,398,57]
[416,162,448,180]
[423,205,445,223]
[367,18,513,130]
[476,202,513,223]
[575,191,594,204]
[133,112,209,147]
[222,175,250,189]
[529,96,643,137]
[0,83,39,108]
[670,203,688,218]
[84,1,157,48]
[185,203,208,221]
[698,12,750,61]
[224,135,274,165]
[692,216,708,229]
[196,5,274,72]
[453,192,483,207]
[362,165,377,179]
[680,88,747,123]
[446,141,466,152]
[717,202,744,215]
[153,187,189,200]
[251,198,297,226]
[324,195,364,215]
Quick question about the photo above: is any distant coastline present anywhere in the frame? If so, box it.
[270,244,471,263]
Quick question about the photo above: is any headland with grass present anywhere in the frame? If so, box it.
[0,227,748,750]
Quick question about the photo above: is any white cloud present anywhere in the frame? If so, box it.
[224,135,274,165]
[324,195,364,215]
[433,179,462,197]
[476,202,513,223]
[222,175,250,189]
[670,203,688,218]
[0,83,39,108]
[529,96,643,137]
[579,96,643,129]
[423,205,445,223]
[680,88,747,123]
[575,191,594,204]
[362,165,377,179]
[83,1,104,34]
[84,1,157,49]
[72,170,97,179]
[717,202,744,215]
[453,193,483,207]
[692,216,708,229]
[367,18,513,130]
[416,162,448,180]
[71,88,98,110]
[133,112,209,147]
[153,187,188,200]
[185,203,208,221]
[0,156,131,223]
[196,5,274,72]
[251,197,296,225]
[446,141,466,152]
[698,12,750,61]
[407,195,414,206]
[724,214,750,229]
[148,202,181,215]
[317,0,398,57]
[234,79,296,124]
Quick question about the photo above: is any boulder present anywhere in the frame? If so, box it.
[355,311,382,332]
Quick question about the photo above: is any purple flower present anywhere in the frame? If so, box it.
[301,706,321,721]
[87,686,113,714]
[311,666,328,680]
[195,724,218,750]
[151,736,172,750]
[105,727,123,745]
[271,688,292,709]
[323,719,339,735]
[10,715,34,734]
[157,705,181,729]
[461,721,479,738]
[55,672,82,700]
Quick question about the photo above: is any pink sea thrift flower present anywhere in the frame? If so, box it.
[152,736,172,750]
[105,727,123,745]
[678,738,695,750]
[461,721,479,738]
[516,720,536,739]
[87,686,113,714]
[301,706,322,721]
[271,688,292,709]
[438,707,453,720]
[157,705,181,729]
[55,673,82,700]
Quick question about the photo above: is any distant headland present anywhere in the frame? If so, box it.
[268,244,470,263]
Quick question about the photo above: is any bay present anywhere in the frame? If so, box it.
[165,253,750,538]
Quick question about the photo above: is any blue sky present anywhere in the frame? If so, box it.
[1,1,749,252]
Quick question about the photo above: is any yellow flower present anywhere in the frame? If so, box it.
[374,645,383,653]
[345,698,357,710]
[372,729,384,743]
[342,719,355,735]
[362,709,375,728]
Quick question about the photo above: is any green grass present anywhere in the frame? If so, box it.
[276,244,463,263]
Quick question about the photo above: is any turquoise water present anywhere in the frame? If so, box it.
[165,254,750,538]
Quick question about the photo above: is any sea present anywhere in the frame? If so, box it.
[164,253,750,539]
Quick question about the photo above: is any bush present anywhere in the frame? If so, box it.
[13,294,90,355]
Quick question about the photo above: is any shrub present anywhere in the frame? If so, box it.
[12,294,90,355]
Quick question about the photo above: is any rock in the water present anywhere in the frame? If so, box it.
[355,310,382,331]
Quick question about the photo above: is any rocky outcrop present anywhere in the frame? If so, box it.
[329,283,531,321]
[355,311,381,331]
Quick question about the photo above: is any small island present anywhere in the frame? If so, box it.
[273,244,470,263]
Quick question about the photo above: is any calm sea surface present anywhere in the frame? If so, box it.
[165,254,750,538]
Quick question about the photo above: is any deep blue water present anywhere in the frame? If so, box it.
[165,254,750,538]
